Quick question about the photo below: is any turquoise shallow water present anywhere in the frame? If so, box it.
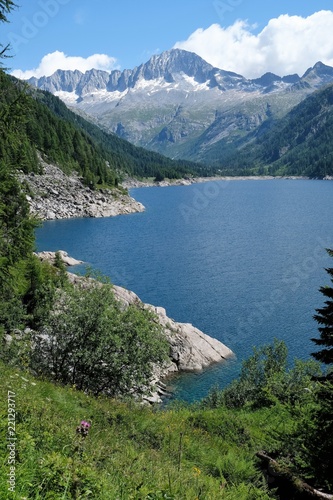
[36,179,333,402]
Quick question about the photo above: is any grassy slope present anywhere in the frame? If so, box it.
[0,361,293,499]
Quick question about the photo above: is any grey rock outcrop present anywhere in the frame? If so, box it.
[111,284,233,377]
[36,250,83,267]
[18,156,144,220]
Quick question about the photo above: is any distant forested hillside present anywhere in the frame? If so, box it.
[1,71,115,187]
[1,71,210,187]
[33,87,212,180]
[203,83,333,177]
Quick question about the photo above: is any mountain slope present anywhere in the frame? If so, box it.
[28,50,333,165]
[1,70,208,184]
[32,86,211,179]
[213,82,333,177]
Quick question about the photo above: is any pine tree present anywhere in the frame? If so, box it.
[0,2,38,333]
[304,248,333,490]
[311,249,333,366]
[0,1,16,62]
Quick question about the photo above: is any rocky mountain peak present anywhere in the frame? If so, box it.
[130,49,218,85]
[26,53,333,163]
[302,61,333,86]
[30,69,83,93]
[251,72,282,87]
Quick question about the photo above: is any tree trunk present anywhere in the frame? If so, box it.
[256,451,333,499]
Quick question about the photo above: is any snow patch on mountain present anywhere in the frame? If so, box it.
[28,49,333,161]
[54,90,79,104]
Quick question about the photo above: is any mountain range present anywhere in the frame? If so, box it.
[28,49,333,168]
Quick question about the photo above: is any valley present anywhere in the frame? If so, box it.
[29,50,333,172]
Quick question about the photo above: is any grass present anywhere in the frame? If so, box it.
[0,362,292,499]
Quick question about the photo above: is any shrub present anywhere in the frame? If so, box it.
[31,280,169,396]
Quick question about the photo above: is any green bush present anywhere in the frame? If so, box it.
[31,280,169,396]
[217,340,320,410]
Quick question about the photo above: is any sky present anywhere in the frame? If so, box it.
[2,0,333,80]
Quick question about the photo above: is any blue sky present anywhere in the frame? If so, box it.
[3,0,333,79]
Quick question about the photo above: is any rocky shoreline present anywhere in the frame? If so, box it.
[35,251,234,404]
[121,174,311,189]
[74,274,234,404]
[18,157,144,221]
[19,157,326,222]
[24,159,234,403]
[101,281,233,403]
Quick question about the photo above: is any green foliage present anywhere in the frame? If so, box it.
[154,171,165,182]
[304,380,333,489]
[0,158,38,332]
[236,256,333,493]
[222,339,286,408]
[0,72,39,174]
[202,83,333,177]
[253,85,333,177]
[0,72,38,334]
[31,86,211,181]
[23,255,66,329]
[0,161,36,265]
[311,248,333,364]
[204,340,321,410]
[25,97,119,185]
[297,249,333,490]
[0,362,276,499]
[0,72,69,337]
[30,280,169,396]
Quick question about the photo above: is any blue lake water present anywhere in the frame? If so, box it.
[35,179,333,402]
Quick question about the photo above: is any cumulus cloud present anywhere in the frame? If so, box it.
[174,11,333,78]
[11,51,118,79]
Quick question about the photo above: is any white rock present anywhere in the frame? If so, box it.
[113,284,234,377]
[35,251,83,267]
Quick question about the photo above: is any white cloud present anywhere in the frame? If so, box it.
[174,11,333,78]
[11,51,118,79]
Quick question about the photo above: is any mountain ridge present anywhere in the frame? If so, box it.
[27,49,333,165]
[29,49,313,97]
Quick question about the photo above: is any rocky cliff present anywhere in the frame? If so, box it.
[19,155,144,220]
[113,285,234,403]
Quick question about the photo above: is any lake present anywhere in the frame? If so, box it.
[36,179,333,402]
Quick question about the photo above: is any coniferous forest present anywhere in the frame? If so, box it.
[200,83,333,178]
[1,70,212,187]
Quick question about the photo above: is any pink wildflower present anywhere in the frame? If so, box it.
[76,420,91,438]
